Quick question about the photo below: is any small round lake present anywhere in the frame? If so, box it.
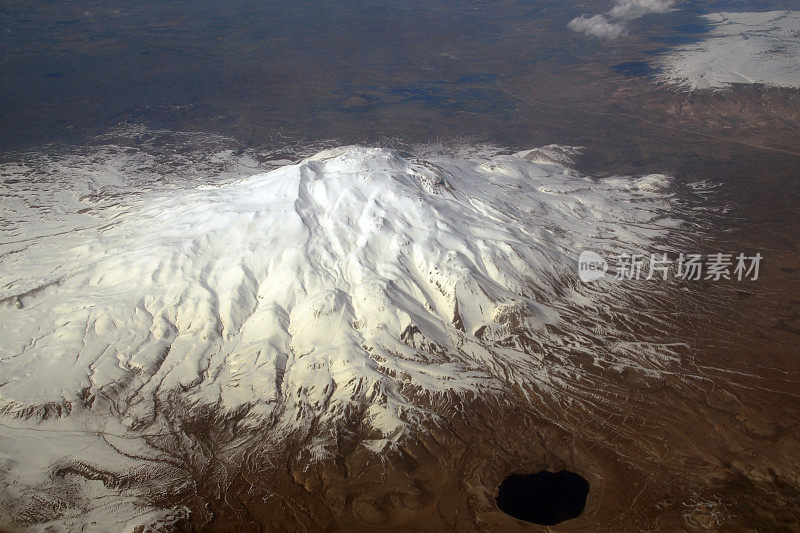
[496,470,590,525]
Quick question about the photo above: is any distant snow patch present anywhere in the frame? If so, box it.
[656,11,800,89]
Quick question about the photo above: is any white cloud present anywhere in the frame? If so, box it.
[609,0,675,21]
[568,14,627,40]
[568,0,675,39]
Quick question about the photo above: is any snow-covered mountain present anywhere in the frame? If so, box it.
[0,143,686,530]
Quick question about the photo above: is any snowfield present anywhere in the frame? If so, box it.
[1,142,689,530]
[656,10,800,90]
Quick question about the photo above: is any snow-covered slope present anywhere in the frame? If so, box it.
[1,143,685,530]
[1,145,677,424]
[656,10,800,90]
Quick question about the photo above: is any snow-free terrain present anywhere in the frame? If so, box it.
[0,139,692,530]
[657,10,800,90]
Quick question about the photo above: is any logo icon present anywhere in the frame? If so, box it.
[577,251,608,282]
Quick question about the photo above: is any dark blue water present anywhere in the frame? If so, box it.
[496,470,590,525]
